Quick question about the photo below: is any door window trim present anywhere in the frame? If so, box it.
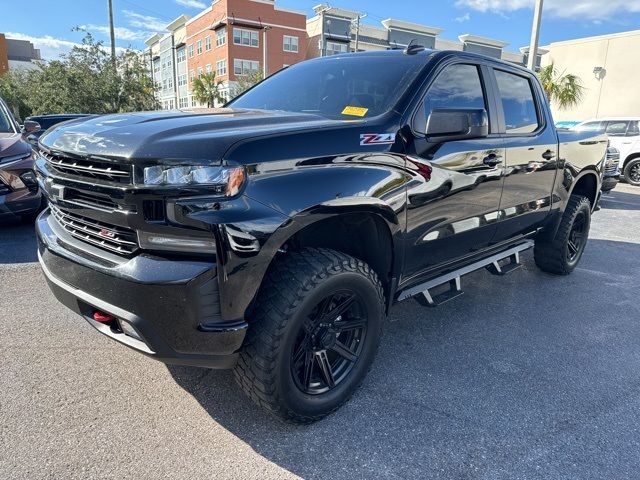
[491,66,547,138]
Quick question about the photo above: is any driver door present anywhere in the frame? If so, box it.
[403,62,505,282]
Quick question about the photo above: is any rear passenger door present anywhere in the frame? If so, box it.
[490,67,558,243]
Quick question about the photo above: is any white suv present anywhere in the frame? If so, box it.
[573,118,640,186]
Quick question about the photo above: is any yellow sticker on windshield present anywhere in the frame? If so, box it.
[342,106,369,117]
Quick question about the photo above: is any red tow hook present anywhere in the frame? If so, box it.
[93,311,116,323]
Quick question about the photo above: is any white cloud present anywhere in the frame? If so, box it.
[455,0,640,20]
[122,10,168,31]
[4,32,127,60]
[175,0,207,8]
[455,12,471,22]
[80,24,151,41]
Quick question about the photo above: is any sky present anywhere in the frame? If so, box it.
[1,0,640,60]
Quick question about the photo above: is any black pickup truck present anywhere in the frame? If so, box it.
[35,48,607,423]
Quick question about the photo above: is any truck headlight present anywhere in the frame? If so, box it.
[143,165,245,196]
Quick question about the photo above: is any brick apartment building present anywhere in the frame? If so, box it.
[185,0,307,106]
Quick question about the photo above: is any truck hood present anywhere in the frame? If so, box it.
[39,109,339,163]
[0,132,31,160]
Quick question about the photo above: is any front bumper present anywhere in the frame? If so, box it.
[37,209,247,368]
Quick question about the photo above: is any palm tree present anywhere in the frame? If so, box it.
[192,72,226,107]
[537,63,584,110]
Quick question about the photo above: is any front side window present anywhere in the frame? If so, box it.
[494,69,540,134]
[576,121,605,133]
[229,54,425,120]
[0,102,16,133]
[424,64,486,117]
[628,121,640,136]
[233,28,259,47]
[283,35,299,53]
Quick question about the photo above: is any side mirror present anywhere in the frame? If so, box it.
[22,120,41,135]
[426,108,488,142]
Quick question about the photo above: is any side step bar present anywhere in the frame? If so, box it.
[398,240,534,307]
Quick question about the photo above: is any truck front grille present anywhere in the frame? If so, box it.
[40,149,132,184]
[50,205,139,255]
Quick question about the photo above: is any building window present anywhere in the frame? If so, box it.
[189,70,195,83]
[179,97,189,109]
[205,36,212,51]
[191,97,197,107]
[167,77,173,90]
[233,28,259,47]
[206,63,212,74]
[197,40,203,55]
[188,44,194,58]
[153,60,160,74]
[233,58,260,76]
[283,35,298,53]
[178,73,187,86]
[326,41,348,56]
[197,67,203,77]
[216,59,227,76]
[216,27,226,47]
[169,99,174,109]
[176,47,186,63]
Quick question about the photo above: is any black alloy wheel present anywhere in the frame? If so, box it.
[567,210,587,264]
[291,290,367,395]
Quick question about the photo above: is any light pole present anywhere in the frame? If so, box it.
[527,0,544,71]
[108,0,116,62]
[263,25,272,78]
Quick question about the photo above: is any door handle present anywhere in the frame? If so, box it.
[542,150,556,160]
[483,153,502,167]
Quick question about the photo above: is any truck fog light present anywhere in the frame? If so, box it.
[118,320,142,341]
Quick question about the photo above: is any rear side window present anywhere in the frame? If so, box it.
[423,64,486,115]
[628,121,640,136]
[605,121,629,136]
[494,70,540,134]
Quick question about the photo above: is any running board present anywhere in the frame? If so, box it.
[398,241,534,307]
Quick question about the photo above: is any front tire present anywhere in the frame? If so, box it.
[624,158,640,186]
[234,248,385,424]
[534,195,591,275]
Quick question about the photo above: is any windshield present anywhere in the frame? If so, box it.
[228,54,425,120]
[0,102,16,134]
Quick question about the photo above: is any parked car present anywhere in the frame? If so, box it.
[23,114,91,147]
[602,146,621,193]
[573,118,640,186]
[35,48,607,423]
[0,97,43,222]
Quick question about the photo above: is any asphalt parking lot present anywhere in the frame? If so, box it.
[1,184,640,480]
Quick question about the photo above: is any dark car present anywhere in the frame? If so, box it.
[35,48,607,423]
[0,98,42,222]
[23,114,91,147]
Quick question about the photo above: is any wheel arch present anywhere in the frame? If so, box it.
[622,152,640,172]
[569,170,600,210]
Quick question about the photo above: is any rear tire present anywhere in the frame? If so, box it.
[234,248,385,424]
[534,195,591,275]
[624,158,640,186]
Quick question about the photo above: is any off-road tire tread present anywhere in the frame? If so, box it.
[534,195,590,275]
[234,247,385,424]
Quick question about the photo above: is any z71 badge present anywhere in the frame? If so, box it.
[360,133,396,146]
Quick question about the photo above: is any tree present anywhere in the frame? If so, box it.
[1,33,158,117]
[230,71,263,99]
[192,72,226,107]
[537,62,584,110]
[0,70,31,121]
